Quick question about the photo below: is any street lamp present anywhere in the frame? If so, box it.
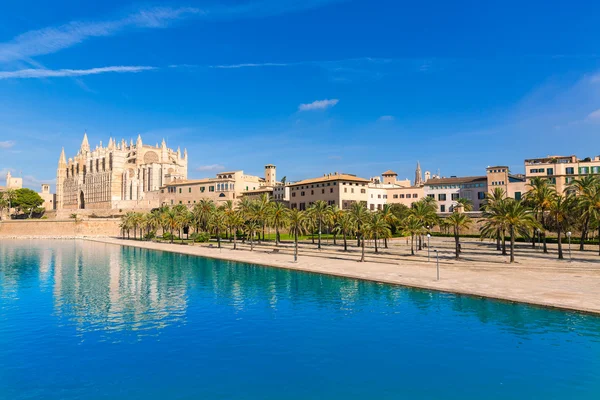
[567,231,572,261]
[427,233,431,262]
[434,249,439,280]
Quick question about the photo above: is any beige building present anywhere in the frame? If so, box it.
[159,165,279,207]
[57,133,187,210]
[289,173,370,210]
[524,155,600,193]
[486,166,526,200]
[376,164,432,208]
[39,184,56,211]
[3,171,23,190]
[424,176,488,212]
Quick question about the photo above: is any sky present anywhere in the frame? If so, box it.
[1,0,600,190]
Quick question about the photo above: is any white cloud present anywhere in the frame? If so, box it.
[0,66,156,79]
[196,164,225,172]
[0,140,16,149]
[209,62,289,69]
[587,108,600,120]
[298,99,339,111]
[0,7,203,63]
[378,115,395,121]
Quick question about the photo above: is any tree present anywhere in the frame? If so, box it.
[0,194,8,220]
[210,208,227,248]
[288,209,308,261]
[379,204,398,248]
[162,208,180,244]
[226,211,244,250]
[349,202,371,262]
[569,175,600,251]
[244,220,261,251]
[548,191,576,260]
[525,177,554,253]
[364,212,391,253]
[334,211,354,251]
[481,187,507,251]
[410,200,437,251]
[269,201,289,245]
[12,188,44,218]
[445,212,472,259]
[501,199,539,263]
[192,199,215,232]
[308,200,333,250]
[402,216,425,256]
[456,198,474,212]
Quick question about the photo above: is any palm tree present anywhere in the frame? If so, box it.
[192,199,215,232]
[455,198,474,212]
[329,205,342,246]
[221,200,235,239]
[4,189,16,214]
[501,199,539,263]
[364,212,391,253]
[349,202,371,262]
[308,200,332,250]
[254,193,270,240]
[480,197,509,256]
[569,175,600,250]
[402,216,425,256]
[548,191,576,260]
[288,208,308,262]
[379,204,398,248]
[445,212,472,259]
[146,209,163,239]
[162,208,180,244]
[0,193,7,220]
[268,201,289,246]
[525,177,554,253]
[244,220,261,251]
[210,208,227,248]
[482,187,507,251]
[334,211,355,251]
[226,211,245,250]
[410,200,437,251]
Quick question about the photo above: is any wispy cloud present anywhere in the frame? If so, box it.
[587,109,600,121]
[0,66,156,79]
[209,62,289,69]
[299,99,339,111]
[196,164,225,172]
[0,1,344,64]
[0,140,16,149]
[378,115,395,121]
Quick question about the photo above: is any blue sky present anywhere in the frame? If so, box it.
[1,0,600,190]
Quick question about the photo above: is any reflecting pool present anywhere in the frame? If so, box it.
[1,240,599,399]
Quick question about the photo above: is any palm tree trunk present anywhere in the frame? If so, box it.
[233,230,237,250]
[497,230,502,251]
[454,227,460,259]
[411,234,414,255]
[531,228,536,249]
[333,232,337,246]
[250,234,254,251]
[557,226,563,260]
[217,229,221,248]
[343,233,347,251]
[360,234,365,262]
[294,232,298,262]
[384,237,388,249]
[318,220,322,249]
[418,235,422,251]
[541,213,548,253]
[170,228,174,244]
[509,225,515,263]
[502,230,507,256]
[580,216,589,251]
[374,234,378,253]
[276,226,280,246]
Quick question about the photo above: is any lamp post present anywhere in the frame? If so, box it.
[427,233,431,262]
[437,251,440,281]
[567,231,572,261]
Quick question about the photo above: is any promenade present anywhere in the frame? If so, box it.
[87,236,600,315]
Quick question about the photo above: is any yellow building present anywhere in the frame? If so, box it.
[486,166,526,200]
[524,155,600,193]
[289,173,370,210]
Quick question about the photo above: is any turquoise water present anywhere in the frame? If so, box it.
[0,240,599,399]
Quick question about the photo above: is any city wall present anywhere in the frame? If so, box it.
[0,219,121,238]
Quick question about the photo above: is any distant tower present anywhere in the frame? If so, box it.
[265,164,276,186]
[415,161,424,186]
[5,170,11,187]
[424,171,431,182]
[56,148,67,209]
[80,132,90,154]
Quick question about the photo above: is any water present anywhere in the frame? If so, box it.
[0,240,599,399]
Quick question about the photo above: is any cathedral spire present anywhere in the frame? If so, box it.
[80,132,90,153]
[415,161,423,186]
[136,134,142,147]
[59,147,67,165]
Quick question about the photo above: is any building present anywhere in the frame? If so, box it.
[424,176,488,212]
[289,173,370,210]
[377,163,434,208]
[486,166,526,200]
[39,184,56,211]
[273,184,290,203]
[524,155,600,193]
[4,171,23,190]
[57,133,187,210]
[159,165,279,207]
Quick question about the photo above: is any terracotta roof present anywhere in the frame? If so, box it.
[425,176,487,185]
[163,177,234,187]
[243,187,274,195]
[381,170,398,176]
[290,173,370,186]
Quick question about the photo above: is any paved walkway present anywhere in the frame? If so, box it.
[87,237,600,315]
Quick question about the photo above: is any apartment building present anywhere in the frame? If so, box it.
[524,155,600,193]
[288,173,369,210]
[424,176,488,212]
[486,166,526,200]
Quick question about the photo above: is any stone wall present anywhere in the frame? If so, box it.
[0,219,121,237]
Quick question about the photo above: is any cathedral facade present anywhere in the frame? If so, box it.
[56,133,187,210]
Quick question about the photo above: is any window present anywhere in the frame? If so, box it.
[344,188,347,193]
[566,167,574,175]
[377,204,382,210]
[393,194,398,199]
[438,194,446,201]
[361,189,366,194]
[209,186,215,192]
[451,193,459,201]
[301,191,305,196]
[322,189,325,194]
[351,188,355,194]
[311,190,314,195]
[412,194,417,198]
[515,192,522,201]
[179,188,182,193]
[547,168,554,176]
[377,194,381,199]
[299,202,306,211]
[440,205,446,212]
[370,204,375,210]
[188,188,192,193]
[477,192,486,200]
[400,194,405,199]
[427,194,434,199]
[330,188,333,193]
[201,187,206,193]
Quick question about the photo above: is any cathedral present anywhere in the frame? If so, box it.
[56,133,187,210]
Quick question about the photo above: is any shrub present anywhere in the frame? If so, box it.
[162,232,178,241]
[144,231,156,240]
[190,232,211,243]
